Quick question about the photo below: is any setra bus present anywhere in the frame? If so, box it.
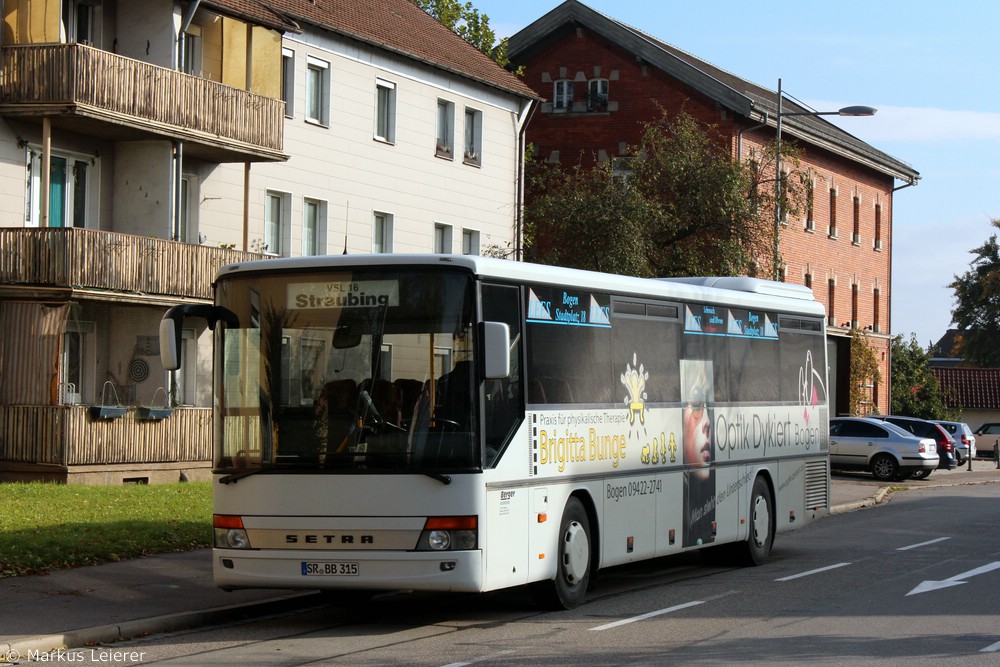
[160,253,830,609]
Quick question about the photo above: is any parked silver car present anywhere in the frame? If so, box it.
[932,420,976,465]
[829,417,939,481]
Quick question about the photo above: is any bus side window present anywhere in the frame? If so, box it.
[481,284,524,465]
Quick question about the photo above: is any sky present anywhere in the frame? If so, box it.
[474,0,1000,349]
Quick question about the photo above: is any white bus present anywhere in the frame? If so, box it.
[160,254,830,609]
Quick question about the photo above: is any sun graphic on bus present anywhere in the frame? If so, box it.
[621,353,648,432]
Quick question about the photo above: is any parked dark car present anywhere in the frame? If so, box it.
[829,417,939,481]
[870,415,957,477]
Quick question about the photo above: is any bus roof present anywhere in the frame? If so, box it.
[216,254,826,317]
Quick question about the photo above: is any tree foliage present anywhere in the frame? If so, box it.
[524,110,795,278]
[848,328,882,416]
[413,0,514,69]
[950,218,1000,367]
[889,333,956,419]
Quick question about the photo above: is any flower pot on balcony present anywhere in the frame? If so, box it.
[89,406,127,420]
[136,406,173,421]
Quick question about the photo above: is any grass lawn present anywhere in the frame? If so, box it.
[0,482,213,577]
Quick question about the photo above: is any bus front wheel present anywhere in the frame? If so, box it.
[532,497,592,610]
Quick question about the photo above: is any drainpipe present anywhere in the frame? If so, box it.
[884,177,918,411]
[514,98,538,262]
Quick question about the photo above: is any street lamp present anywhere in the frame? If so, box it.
[773,78,876,280]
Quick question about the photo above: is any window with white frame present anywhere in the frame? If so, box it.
[281,47,295,118]
[61,320,95,404]
[553,79,574,112]
[264,191,291,256]
[26,148,95,228]
[302,198,327,256]
[462,229,480,255]
[434,223,453,253]
[375,78,396,143]
[306,57,330,126]
[372,212,393,253]
[587,78,608,111]
[177,175,200,243]
[62,0,98,45]
[463,108,482,165]
[181,25,202,75]
[436,100,454,157]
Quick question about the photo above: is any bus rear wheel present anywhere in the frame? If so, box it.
[531,497,591,610]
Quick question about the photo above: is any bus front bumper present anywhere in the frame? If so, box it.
[212,548,484,593]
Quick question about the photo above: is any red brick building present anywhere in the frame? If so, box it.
[508,0,920,417]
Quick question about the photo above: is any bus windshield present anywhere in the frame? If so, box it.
[215,268,478,475]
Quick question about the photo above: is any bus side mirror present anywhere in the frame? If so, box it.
[159,304,239,371]
[160,317,182,370]
[482,321,510,379]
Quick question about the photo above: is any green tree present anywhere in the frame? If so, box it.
[950,218,1000,367]
[524,110,790,278]
[889,333,956,419]
[848,328,882,416]
[413,0,514,69]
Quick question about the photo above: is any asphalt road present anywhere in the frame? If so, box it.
[29,482,999,667]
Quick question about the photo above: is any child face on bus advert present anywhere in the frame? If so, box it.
[683,384,712,480]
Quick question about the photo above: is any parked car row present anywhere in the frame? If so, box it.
[829,415,961,482]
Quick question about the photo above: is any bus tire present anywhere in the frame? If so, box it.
[531,497,591,610]
[739,475,774,566]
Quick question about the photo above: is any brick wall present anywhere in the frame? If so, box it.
[516,24,896,414]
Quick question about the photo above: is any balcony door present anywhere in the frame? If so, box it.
[26,149,96,229]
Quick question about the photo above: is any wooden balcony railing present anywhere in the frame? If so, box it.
[0,228,268,301]
[0,406,212,466]
[0,43,285,162]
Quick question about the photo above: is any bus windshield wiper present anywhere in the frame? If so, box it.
[219,467,277,484]
[421,470,452,485]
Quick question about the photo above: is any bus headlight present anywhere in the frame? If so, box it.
[214,515,251,549]
[417,516,478,551]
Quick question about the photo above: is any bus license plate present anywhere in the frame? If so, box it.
[301,561,359,576]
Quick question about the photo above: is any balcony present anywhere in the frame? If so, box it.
[0,228,268,302]
[0,43,287,163]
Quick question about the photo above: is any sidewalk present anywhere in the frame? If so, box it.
[3,461,999,661]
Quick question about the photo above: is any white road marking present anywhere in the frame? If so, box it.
[775,562,851,581]
[896,536,951,551]
[589,600,705,631]
[981,639,1000,653]
[907,561,1000,596]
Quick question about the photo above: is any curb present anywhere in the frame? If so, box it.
[2,592,320,660]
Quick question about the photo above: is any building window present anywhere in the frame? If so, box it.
[60,321,95,404]
[851,283,859,329]
[852,196,861,245]
[462,229,480,255]
[588,78,608,112]
[264,191,290,256]
[303,198,327,256]
[181,24,201,74]
[873,288,881,333]
[436,100,454,158]
[874,203,882,250]
[375,78,396,143]
[373,212,393,253]
[463,108,482,165]
[553,79,574,112]
[62,0,96,45]
[177,175,200,243]
[827,279,836,326]
[281,48,295,118]
[306,57,330,126]
[805,180,815,231]
[434,223,453,253]
[829,187,838,238]
[26,148,94,229]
